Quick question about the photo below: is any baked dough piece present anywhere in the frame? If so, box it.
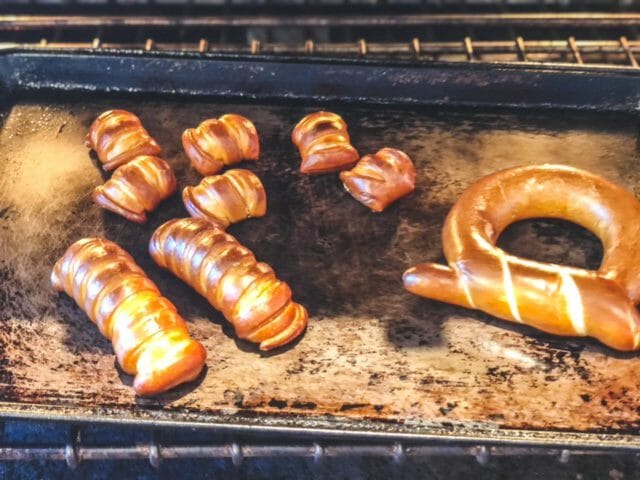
[403,164,640,351]
[93,155,176,224]
[52,238,206,396]
[150,218,308,351]
[183,169,266,229]
[340,147,415,212]
[292,111,359,174]
[182,114,259,176]
[86,110,161,171]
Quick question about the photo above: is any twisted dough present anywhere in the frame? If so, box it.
[51,238,206,396]
[86,110,161,171]
[183,169,267,229]
[150,218,308,351]
[292,111,359,174]
[339,147,416,212]
[93,155,177,224]
[182,114,259,176]
[403,164,640,352]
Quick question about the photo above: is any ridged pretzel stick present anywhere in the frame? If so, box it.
[150,218,308,351]
[52,238,206,396]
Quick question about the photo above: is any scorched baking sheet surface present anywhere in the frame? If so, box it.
[0,98,639,436]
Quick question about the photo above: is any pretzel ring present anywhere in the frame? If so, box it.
[403,164,640,351]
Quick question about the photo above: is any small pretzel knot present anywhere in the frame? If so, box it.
[403,164,640,351]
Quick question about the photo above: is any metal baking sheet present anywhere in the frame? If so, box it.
[1,49,640,448]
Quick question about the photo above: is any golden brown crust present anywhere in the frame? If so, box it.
[86,110,161,171]
[291,111,359,175]
[403,164,640,352]
[183,169,267,229]
[92,155,177,224]
[51,238,206,396]
[149,218,308,351]
[182,114,260,176]
[339,147,415,212]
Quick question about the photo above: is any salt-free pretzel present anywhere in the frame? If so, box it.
[182,114,260,176]
[149,218,308,351]
[52,238,206,396]
[93,155,177,224]
[86,110,161,171]
[403,164,640,352]
[292,111,359,175]
[339,147,416,212]
[183,169,267,229]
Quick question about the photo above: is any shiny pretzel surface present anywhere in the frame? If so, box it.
[86,110,161,171]
[292,111,359,175]
[403,164,640,352]
[149,218,308,351]
[339,147,416,212]
[182,114,259,176]
[93,155,177,224]
[52,238,206,396]
[183,169,266,229]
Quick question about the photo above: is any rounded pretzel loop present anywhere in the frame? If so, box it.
[403,164,640,351]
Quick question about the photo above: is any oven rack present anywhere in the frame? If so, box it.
[0,420,628,470]
[15,36,640,67]
[4,13,640,67]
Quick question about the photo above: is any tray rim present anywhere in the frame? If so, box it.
[2,47,640,112]
[1,47,640,446]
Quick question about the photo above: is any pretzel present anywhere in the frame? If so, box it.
[86,110,161,171]
[183,169,267,229]
[93,155,177,224]
[182,114,259,176]
[149,218,308,351]
[339,147,416,212]
[52,238,206,396]
[292,111,359,174]
[403,164,640,352]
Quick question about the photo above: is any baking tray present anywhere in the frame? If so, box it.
[2,47,640,449]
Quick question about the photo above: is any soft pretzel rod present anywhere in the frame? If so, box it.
[403,164,640,351]
[292,111,359,175]
[182,114,259,176]
[149,218,308,351]
[93,155,177,224]
[340,147,416,212]
[52,238,206,396]
[183,169,267,229]
[86,110,161,171]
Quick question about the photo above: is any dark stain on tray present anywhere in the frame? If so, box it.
[0,96,639,435]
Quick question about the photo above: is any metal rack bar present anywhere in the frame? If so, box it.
[463,36,474,61]
[515,36,527,61]
[619,35,638,67]
[27,38,640,53]
[0,441,625,468]
[567,36,584,64]
[5,13,640,29]
[17,37,640,67]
